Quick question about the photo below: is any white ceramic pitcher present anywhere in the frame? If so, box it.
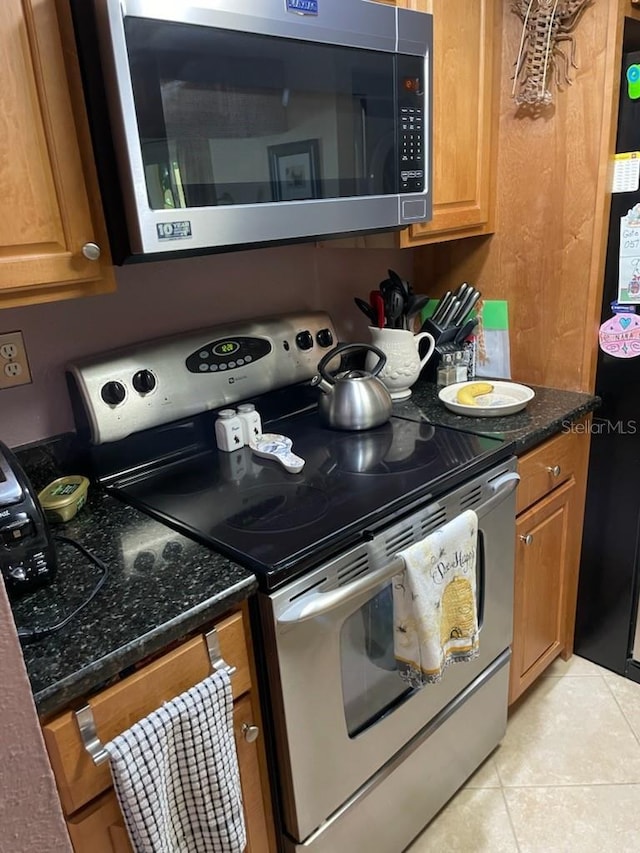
[366,327,436,400]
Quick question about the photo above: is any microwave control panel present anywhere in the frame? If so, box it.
[399,105,424,192]
[398,53,426,194]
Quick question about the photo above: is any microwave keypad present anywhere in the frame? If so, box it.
[400,107,424,192]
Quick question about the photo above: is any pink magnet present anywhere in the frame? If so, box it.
[599,313,640,358]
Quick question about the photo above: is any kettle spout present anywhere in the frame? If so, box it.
[311,374,333,394]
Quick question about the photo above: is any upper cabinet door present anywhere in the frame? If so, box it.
[0,0,114,307]
[397,0,498,246]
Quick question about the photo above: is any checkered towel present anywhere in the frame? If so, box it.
[105,670,246,853]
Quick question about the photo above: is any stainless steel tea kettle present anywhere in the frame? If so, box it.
[311,343,393,431]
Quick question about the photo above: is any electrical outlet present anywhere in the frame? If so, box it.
[0,331,32,389]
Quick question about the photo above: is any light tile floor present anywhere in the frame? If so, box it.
[407,655,640,853]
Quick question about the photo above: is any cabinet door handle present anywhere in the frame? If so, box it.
[242,723,260,743]
[546,465,561,477]
[519,533,533,545]
[82,242,101,261]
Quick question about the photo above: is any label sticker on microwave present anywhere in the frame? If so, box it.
[156,221,192,241]
[286,0,318,15]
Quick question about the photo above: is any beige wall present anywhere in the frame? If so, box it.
[0,585,72,851]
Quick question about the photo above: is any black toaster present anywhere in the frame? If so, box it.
[0,441,57,596]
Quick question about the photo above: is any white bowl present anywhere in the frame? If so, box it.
[438,381,535,417]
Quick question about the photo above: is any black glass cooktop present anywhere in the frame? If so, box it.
[107,410,509,590]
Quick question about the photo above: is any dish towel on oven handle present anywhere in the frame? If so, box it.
[392,509,480,686]
[104,669,246,853]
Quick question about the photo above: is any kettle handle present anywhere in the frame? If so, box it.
[317,343,387,382]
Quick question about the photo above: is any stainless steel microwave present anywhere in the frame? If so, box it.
[69,0,432,260]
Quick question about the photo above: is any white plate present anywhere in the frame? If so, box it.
[438,381,535,417]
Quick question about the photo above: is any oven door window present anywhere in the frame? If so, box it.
[124,18,398,209]
[341,584,413,738]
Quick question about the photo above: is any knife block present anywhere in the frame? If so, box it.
[419,319,473,383]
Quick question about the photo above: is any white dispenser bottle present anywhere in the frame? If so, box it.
[237,403,262,446]
[215,409,243,452]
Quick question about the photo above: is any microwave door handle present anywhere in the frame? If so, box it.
[277,553,406,625]
[474,472,520,520]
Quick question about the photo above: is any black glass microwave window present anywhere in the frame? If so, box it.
[124,18,403,209]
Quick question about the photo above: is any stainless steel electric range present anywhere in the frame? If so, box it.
[67,312,518,853]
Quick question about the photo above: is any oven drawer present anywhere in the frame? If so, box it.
[284,651,510,852]
[42,610,250,816]
[516,425,585,514]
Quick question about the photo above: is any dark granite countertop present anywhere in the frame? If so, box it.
[10,442,256,718]
[393,382,600,454]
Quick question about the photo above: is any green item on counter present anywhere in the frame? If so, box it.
[38,475,90,523]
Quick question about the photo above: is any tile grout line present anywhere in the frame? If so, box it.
[498,785,523,853]
[600,674,640,750]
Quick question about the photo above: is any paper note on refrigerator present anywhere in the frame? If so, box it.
[618,205,640,303]
[613,153,640,193]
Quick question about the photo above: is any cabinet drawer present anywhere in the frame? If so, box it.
[44,610,250,816]
[516,422,587,514]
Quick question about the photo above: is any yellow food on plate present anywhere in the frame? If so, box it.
[455,382,494,406]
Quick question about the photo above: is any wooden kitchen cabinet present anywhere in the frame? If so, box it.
[0,0,115,308]
[42,606,276,853]
[399,0,499,246]
[324,0,499,249]
[509,421,591,704]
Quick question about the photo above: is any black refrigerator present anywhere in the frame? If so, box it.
[574,37,640,683]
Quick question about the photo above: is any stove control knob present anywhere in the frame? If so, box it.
[295,331,314,351]
[132,369,156,395]
[101,381,126,406]
[316,328,334,348]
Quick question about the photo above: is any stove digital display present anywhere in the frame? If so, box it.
[185,336,272,373]
[215,341,239,356]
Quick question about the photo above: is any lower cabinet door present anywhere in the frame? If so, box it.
[510,479,575,704]
[233,694,272,853]
[66,695,270,853]
[66,790,131,853]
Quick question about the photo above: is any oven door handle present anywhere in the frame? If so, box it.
[276,470,520,625]
[277,554,406,624]
[474,471,520,519]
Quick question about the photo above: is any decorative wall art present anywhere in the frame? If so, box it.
[511,0,593,108]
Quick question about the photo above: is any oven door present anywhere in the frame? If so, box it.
[87,0,431,254]
[260,461,518,844]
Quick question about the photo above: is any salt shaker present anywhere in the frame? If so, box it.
[437,353,455,387]
[454,350,469,383]
[215,409,243,452]
[237,403,262,445]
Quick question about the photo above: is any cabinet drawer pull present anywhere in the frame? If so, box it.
[82,242,101,261]
[519,533,533,545]
[241,723,260,743]
[546,465,561,477]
